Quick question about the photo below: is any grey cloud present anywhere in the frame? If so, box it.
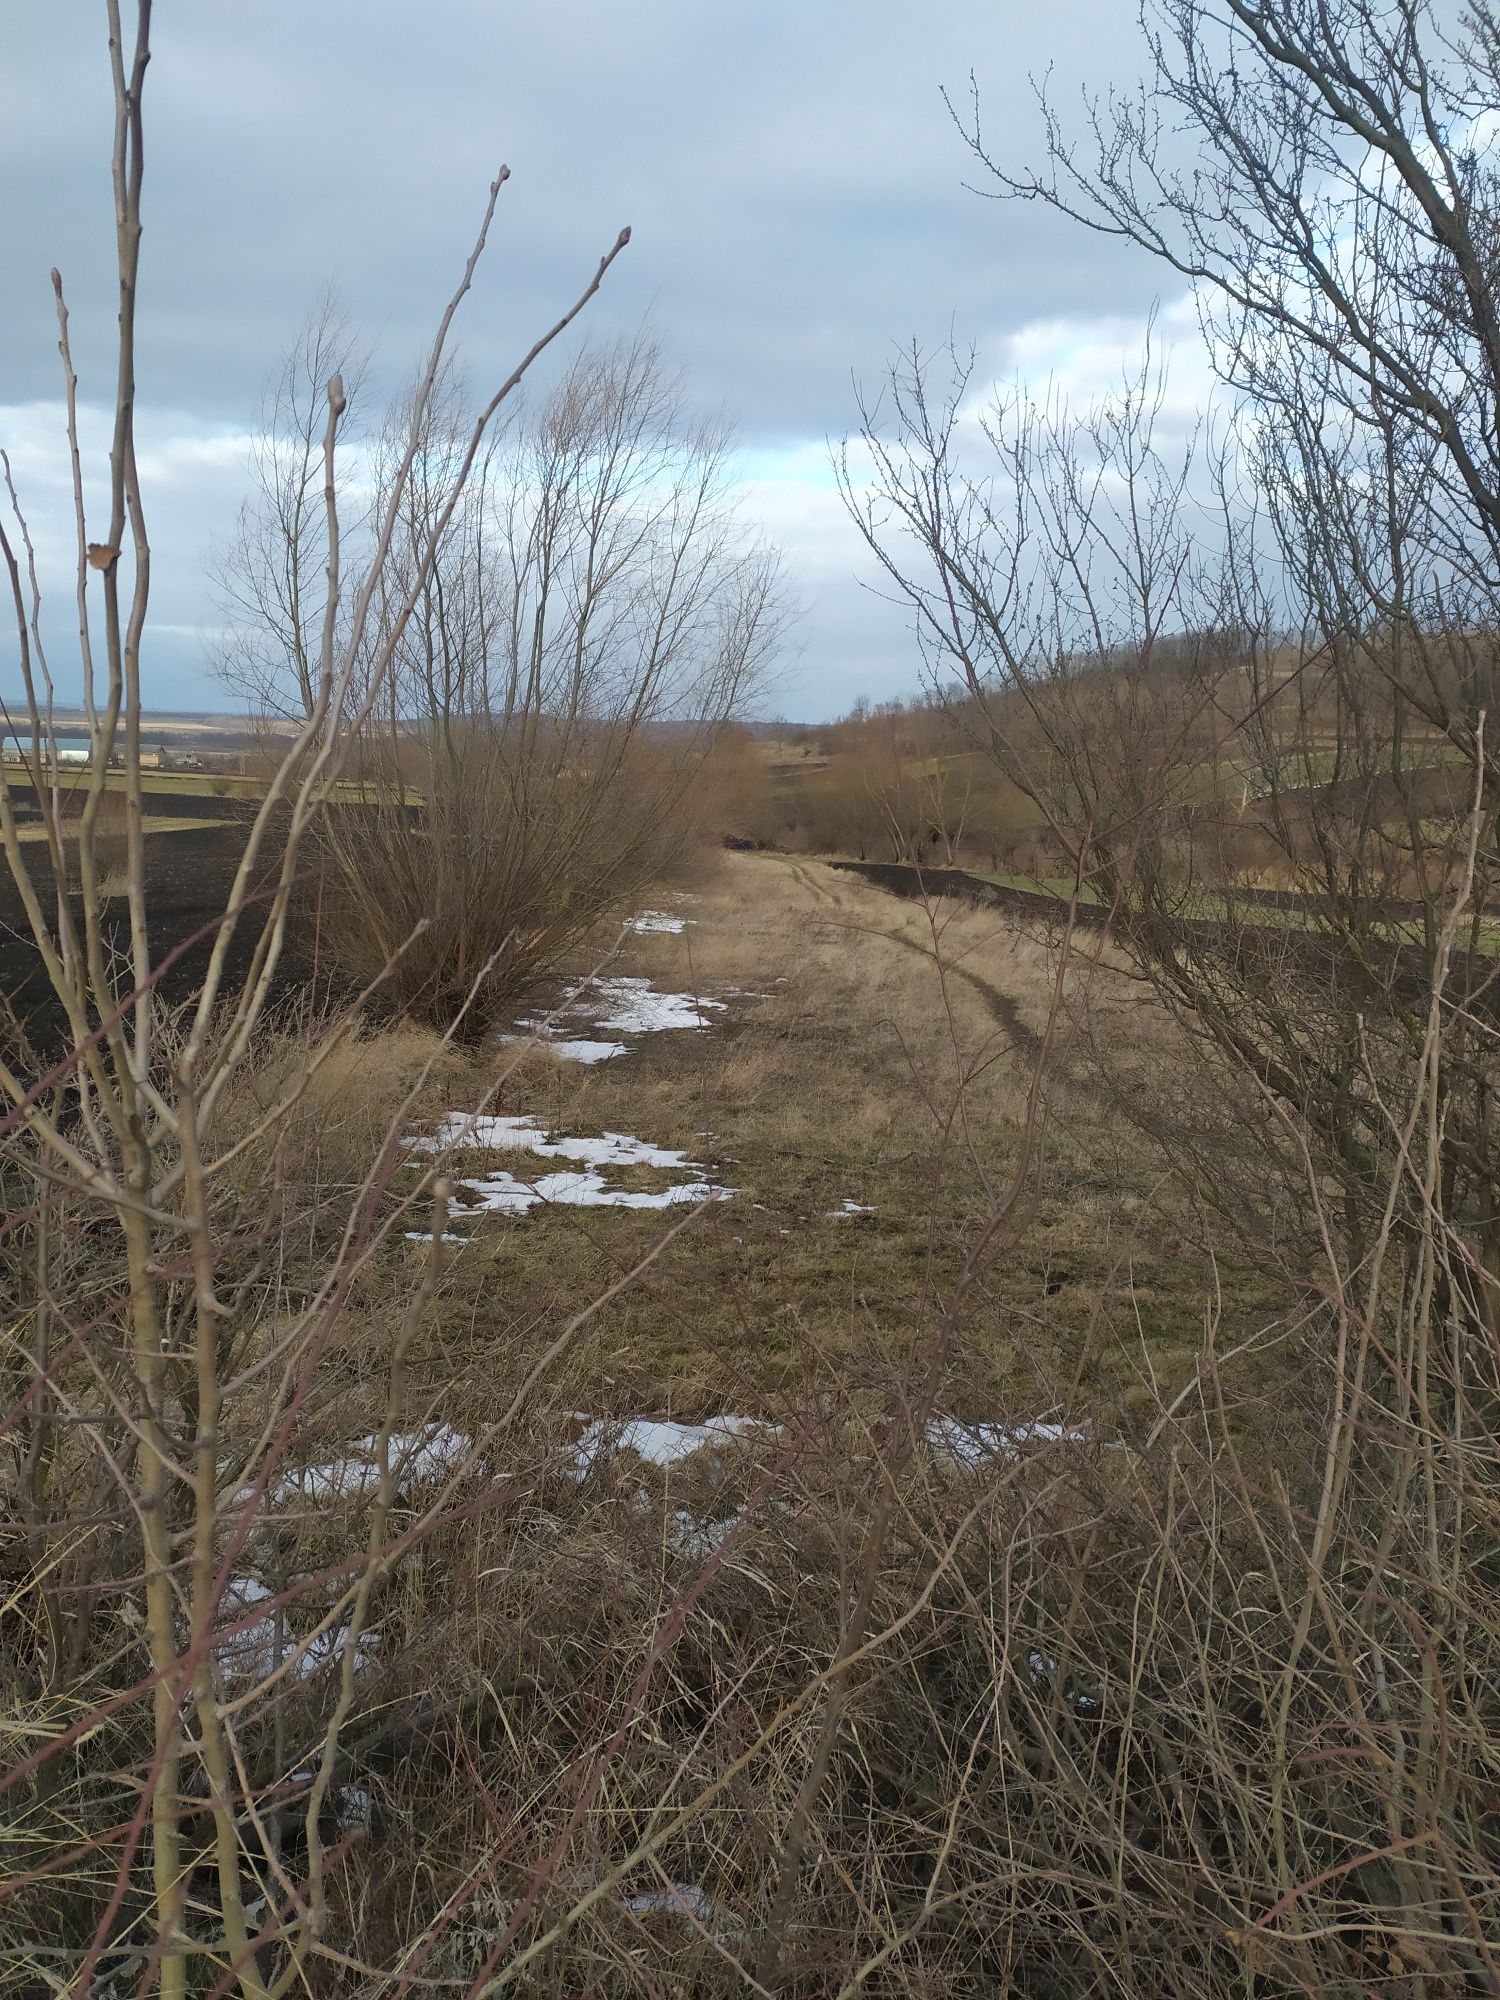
[0,1,1169,716]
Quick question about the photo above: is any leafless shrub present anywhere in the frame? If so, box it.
[0,4,632,1988]
[839,0,1500,1983]
[10,3,1500,1995]
[225,332,787,1027]
[321,724,718,1025]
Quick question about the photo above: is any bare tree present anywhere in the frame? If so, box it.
[227,330,788,1023]
[845,0,1500,1977]
[922,0,1500,1292]
[211,299,371,724]
[0,5,627,1988]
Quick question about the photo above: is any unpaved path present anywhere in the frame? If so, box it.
[772,854,1043,1058]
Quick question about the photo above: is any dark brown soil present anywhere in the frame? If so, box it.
[0,817,331,1074]
[826,859,1111,928]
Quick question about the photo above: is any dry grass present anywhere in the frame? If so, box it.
[349,852,1275,1436]
[9,850,1493,1994]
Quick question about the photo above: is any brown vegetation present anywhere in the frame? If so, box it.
[225,329,785,1027]
[5,2,1500,1994]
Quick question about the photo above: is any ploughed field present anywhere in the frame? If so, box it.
[0,812,320,1059]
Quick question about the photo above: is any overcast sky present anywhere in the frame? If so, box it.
[0,2,1184,720]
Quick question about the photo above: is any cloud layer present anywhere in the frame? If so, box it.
[0,2,1187,718]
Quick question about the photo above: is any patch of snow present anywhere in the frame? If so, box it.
[569,1413,769,1479]
[212,1576,380,1686]
[619,1878,744,1947]
[513,970,727,1042]
[670,1508,738,1557]
[500,1031,627,1064]
[926,1417,1087,1470]
[334,1784,372,1831]
[829,1199,875,1218]
[456,1168,731,1216]
[406,1112,734,1217]
[243,1423,478,1510]
[409,1112,699,1173]
[622,1883,719,1924]
[589,977,725,1033]
[630,911,692,934]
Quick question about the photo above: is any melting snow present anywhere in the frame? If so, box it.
[405,1112,734,1221]
[409,1112,700,1171]
[243,1423,477,1509]
[518,974,724,1039]
[926,1417,1087,1469]
[670,1508,739,1557]
[335,1784,372,1830]
[453,1169,729,1216]
[569,1413,769,1479]
[588,977,725,1033]
[501,1031,627,1064]
[505,963,732,1061]
[622,1882,719,1923]
[630,911,692,934]
[211,1576,380,1686]
[829,1199,876,1218]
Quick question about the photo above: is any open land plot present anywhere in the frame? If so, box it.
[0,815,324,1053]
[305,851,1287,1452]
[0,831,1293,1447]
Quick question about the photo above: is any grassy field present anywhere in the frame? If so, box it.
[966,864,1500,951]
[280,852,1284,1447]
[7,813,230,842]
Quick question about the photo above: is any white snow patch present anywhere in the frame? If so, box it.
[926,1417,1087,1470]
[829,1199,875,1218]
[212,1576,380,1686]
[409,1112,699,1172]
[630,910,692,934]
[518,974,724,1040]
[622,1883,719,1924]
[454,1169,730,1216]
[501,1031,627,1065]
[569,1413,769,1479]
[669,1508,739,1557]
[589,977,725,1033]
[405,1112,734,1217]
[334,1784,372,1831]
[242,1423,478,1509]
